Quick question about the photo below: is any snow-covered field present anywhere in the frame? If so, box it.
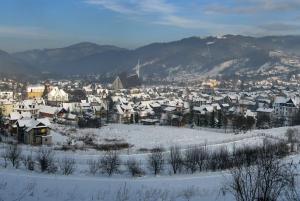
[1,124,300,201]
[51,123,291,153]
[0,169,232,201]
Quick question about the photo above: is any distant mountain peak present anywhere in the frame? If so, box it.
[0,49,8,55]
[66,42,124,51]
[66,42,101,48]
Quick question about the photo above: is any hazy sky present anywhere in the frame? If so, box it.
[1,0,300,52]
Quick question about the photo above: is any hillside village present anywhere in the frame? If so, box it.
[3,1,300,200]
[1,73,300,147]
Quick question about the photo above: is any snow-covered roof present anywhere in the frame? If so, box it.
[39,105,61,115]
[256,108,273,113]
[26,84,45,92]
[244,110,256,117]
[37,118,51,127]
[193,105,214,113]
[116,105,124,114]
[47,87,69,102]
[9,111,32,121]
[274,96,287,104]
[150,102,161,108]
[211,103,221,110]
[9,112,22,121]
[164,106,176,112]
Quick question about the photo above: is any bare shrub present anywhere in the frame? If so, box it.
[126,158,144,177]
[22,154,35,171]
[5,144,22,168]
[147,147,165,175]
[95,143,132,151]
[1,148,9,168]
[183,147,198,173]
[59,157,76,175]
[99,150,121,176]
[285,128,300,152]
[168,145,183,174]
[88,159,99,175]
[195,145,208,171]
[232,145,257,168]
[36,147,56,173]
[223,151,298,201]
[208,147,231,171]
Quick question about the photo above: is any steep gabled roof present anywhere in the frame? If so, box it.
[115,72,141,89]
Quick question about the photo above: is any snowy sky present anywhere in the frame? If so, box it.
[1,0,300,52]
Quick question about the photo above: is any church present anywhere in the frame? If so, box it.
[112,61,142,90]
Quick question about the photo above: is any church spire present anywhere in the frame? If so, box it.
[136,59,140,78]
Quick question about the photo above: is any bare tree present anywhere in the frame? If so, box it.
[195,145,208,171]
[147,147,165,175]
[285,128,300,152]
[22,154,35,171]
[59,157,76,175]
[36,147,56,173]
[5,144,22,168]
[183,147,198,173]
[168,145,183,174]
[88,159,99,175]
[223,152,298,201]
[1,148,9,168]
[99,150,121,176]
[208,147,231,171]
[126,158,144,177]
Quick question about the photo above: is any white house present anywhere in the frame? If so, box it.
[47,87,69,104]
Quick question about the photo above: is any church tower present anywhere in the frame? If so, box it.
[136,59,140,78]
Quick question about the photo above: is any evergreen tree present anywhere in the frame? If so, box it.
[217,112,222,128]
[223,115,228,133]
[292,110,300,126]
[245,116,255,131]
[189,102,194,125]
[0,111,4,129]
[134,113,139,124]
[130,114,134,124]
[210,110,215,128]
[257,114,271,129]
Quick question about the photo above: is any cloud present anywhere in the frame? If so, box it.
[84,0,300,36]
[258,23,300,31]
[154,15,218,30]
[85,0,201,29]
[205,0,300,14]
[85,0,176,15]
[84,0,136,14]
[0,26,50,38]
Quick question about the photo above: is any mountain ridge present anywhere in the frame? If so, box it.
[1,35,300,79]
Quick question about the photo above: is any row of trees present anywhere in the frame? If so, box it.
[0,139,293,178]
[1,144,76,175]
[231,115,256,133]
[192,110,257,134]
[87,139,290,177]
[1,142,299,201]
